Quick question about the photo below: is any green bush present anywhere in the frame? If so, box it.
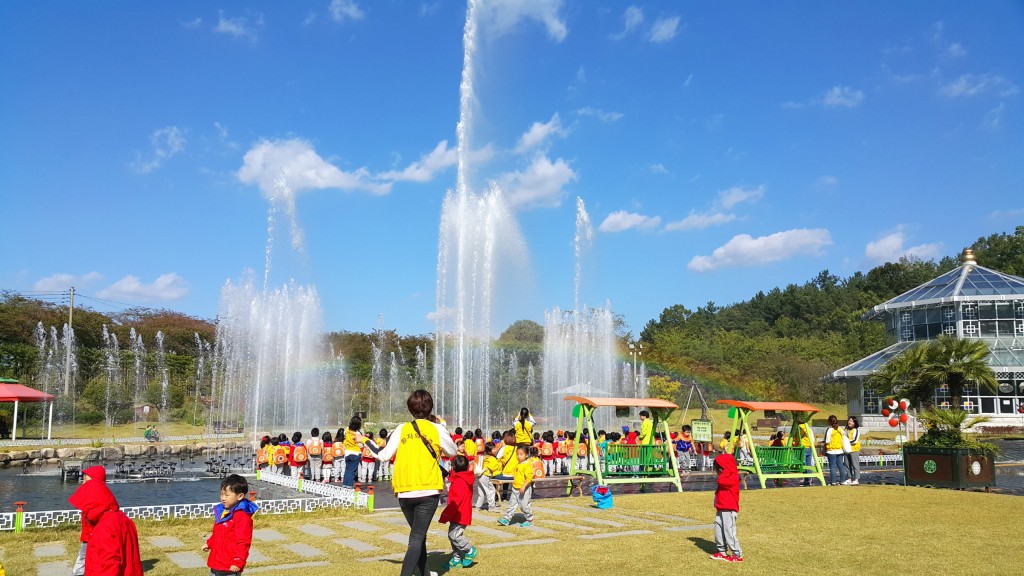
[77,411,105,425]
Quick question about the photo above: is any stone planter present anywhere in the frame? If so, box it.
[903,446,995,490]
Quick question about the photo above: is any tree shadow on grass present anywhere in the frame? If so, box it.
[688,536,718,555]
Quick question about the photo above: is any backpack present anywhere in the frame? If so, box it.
[306,438,322,456]
[256,448,269,464]
[292,445,308,463]
[531,458,546,479]
[541,442,554,457]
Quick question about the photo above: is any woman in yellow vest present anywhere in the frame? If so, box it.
[844,417,861,485]
[823,415,849,486]
[358,390,457,576]
[512,407,535,446]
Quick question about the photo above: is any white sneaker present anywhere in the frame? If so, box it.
[841,480,852,485]
[851,480,859,485]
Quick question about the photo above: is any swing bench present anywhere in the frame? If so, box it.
[565,396,683,493]
[717,399,826,489]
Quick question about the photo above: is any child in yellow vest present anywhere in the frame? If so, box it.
[497,446,534,527]
[475,443,502,510]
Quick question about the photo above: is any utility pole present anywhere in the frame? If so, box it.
[63,286,74,395]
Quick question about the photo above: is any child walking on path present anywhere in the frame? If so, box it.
[204,474,259,575]
[439,455,479,569]
[710,453,743,563]
[68,465,144,576]
[498,446,534,527]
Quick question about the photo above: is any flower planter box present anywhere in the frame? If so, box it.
[902,446,995,490]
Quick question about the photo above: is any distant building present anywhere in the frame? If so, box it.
[827,249,1024,426]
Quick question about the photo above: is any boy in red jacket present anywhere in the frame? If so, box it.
[439,455,479,569]
[68,465,144,576]
[709,453,743,562]
[204,474,258,574]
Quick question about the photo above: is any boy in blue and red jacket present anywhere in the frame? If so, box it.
[204,474,258,574]
[710,453,743,563]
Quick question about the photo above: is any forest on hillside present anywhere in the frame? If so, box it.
[0,226,1020,424]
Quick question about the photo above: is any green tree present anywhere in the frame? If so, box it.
[497,320,544,344]
[920,335,998,408]
[969,225,1024,276]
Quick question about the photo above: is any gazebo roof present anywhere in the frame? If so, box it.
[865,257,1024,319]
[0,379,56,402]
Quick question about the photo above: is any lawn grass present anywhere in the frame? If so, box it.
[2,486,1021,576]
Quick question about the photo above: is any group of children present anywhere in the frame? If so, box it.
[255,424,394,486]
[67,466,257,575]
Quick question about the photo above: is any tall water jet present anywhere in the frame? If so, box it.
[541,198,619,428]
[433,0,528,428]
[211,175,336,439]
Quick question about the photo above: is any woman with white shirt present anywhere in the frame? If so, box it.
[359,390,457,576]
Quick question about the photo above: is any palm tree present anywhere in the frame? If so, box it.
[867,343,930,405]
[920,335,997,409]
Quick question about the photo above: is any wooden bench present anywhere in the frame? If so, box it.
[490,475,585,502]
[754,418,781,430]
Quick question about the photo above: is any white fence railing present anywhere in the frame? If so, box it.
[2,471,372,532]
[0,433,244,448]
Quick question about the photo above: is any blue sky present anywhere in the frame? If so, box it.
[1,1,1022,338]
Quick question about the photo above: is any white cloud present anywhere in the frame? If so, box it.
[477,0,568,42]
[515,113,569,154]
[648,16,680,43]
[419,2,441,17]
[598,211,661,233]
[33,272,103,292]
[815,175,839,188]
[689,228,833,272]
[610,6,644,40]
[648,163,668,174]
[329,0,365,23]
[947,42,967,58]
[940,74,1019,98]
[501,155,577,210]
[378,140,457,183]
[577,106,624,123]
[716,185,764,209]
[131,126,186,173]
[213,11,262,40]
[98,273,189,301]
[238,138,389,196]
[665,212,736,231]
[982,102,1005,130]
[822,86,864,108]
[864,230,942,265]
[182,18,202,29]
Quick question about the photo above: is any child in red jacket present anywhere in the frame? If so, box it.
[439,455,479,569]
[709,453,743,563]
[68,465,144,576]
[204,474,258,574]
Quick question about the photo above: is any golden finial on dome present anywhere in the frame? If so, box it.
[962,249,976,263]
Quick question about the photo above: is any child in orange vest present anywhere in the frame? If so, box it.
[288,432,308,479]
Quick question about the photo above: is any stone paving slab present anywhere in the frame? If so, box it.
[284,543,325,558]
[639,510,701,523]
[579,529,653,540]
[376,516,413,527]
[383,532,413,545]
[661,523,715,532]
[467,524,515,538]
[479,537,558,549]
[572,516,626,527]
[148,535,185,549]
[540,518,595,530]
[359,552,406,563]
[298,523,335,536]
[37,560,70,576]
[523,524,556,535]
[167,551,207,569]
[528,505,572,516]
[248,561,330,573]
[341,520,380,531]
[248,547,271,563]
[253,528,287,542]
[335,537,379,552]
[33,542,66,558]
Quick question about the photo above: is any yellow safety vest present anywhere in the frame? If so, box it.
[846,428,861,452]
[391,421,444,493]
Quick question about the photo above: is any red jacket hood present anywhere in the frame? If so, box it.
[713,453,740,512]
[83,465,107,483]
[69,469,120,541]
[714,453,737,475]
[449,469,475,489]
